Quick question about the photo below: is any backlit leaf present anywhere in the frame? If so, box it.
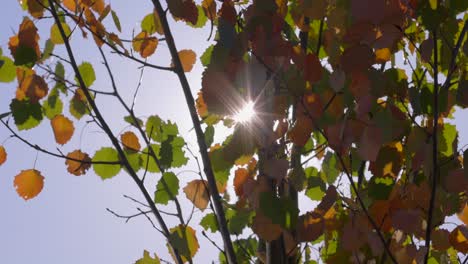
[458,203,468,226]
[132,31,158,58]
[175,49,196,72]
[200,213,218,233]
[168,225,199,262]
[154,172,179,205]
[65,150,91,176]
[252,211,282,242]
[0,56,16,83]
[9,17,41,66]
[10,99,43,130]
[135,250,161,264]
[121,131,141,151]
[0,146,6,166]
[449,226,468,253]
[26,0,45,18]
[77,62,96,87]
[16,69,49,103]
[183,179,209,211]
[92,147,121,179]
[14,169,44,200]
[167,0,198,25]
[50,22,71,45]
[375,48,391,63]
[51,114,74,145]
[111,10,122,32]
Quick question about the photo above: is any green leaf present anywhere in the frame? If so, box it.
[111,10,122,32]
[438,123,457,157]
[69,92,89,120]
[368,176,394,200]
[124,115,144,127]
[200,45,214,67]
[321,152,339,184]
[167,225,199,263]
[10,99,43,130]
[77,62,96,87]
[200,213,218,233]
[204,125,214,147]
[259,192,299,229]
[41,39,55,61]
[13,45,37,66]
[124,150,142,172]
[146,115,163,141]
[42,89,63,119]
[160,135,174,169]
[92,147,121,179]
[226,209,253,234]
[50,22,71,45]
[135,250,161,264]
[188,5,207,28]
[141,144,161,173]
[141,13,158,35]
[0,56,16,83]
[154,172,179,205]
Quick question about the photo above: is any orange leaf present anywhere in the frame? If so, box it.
[132,31,158,58]
[16,69,49,103]
[14,169,44,200]
[51,114,75,145]
[183,180,209,211]
[63,0,77,12]
[458,203,468,226]
[0,146,7,166]
[175,49,196,72]
[121,131,141,151]
[202,0,217,20]
[449,225,468,253]
[234,168,249,197]
[8,17,41,64]
[65,150,91,176]
[375,48,391,63]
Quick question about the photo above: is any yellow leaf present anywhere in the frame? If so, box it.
[0,146,7,166]
[132,31,158,58]
[65,150,91,176]
[375,48,391,63]
[183,180,209,211]
[62,0,77,12]
[14,169,44,200]
[51,114,75,145]
[50,22,71,45]
[121,131,141,151]
[176,49,196,72]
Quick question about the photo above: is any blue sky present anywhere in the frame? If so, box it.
[0,1,223,263]
[1,1,467,264]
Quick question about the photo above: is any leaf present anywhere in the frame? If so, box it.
[8,17,41,66]
[458,203,468,226]
[167,225,199,262]
[304,53,322,84]
[92,147,121,179]
[234,168,250,197]
[183,180,209,211]
[375,48,391,63]
[0,56,16,83]
[357,125,383,161]
[77,62,96,87]
[167,0,198,25]
[135,250,161,264]
[65,150,91,176]
[141,12,163,35]
[321,152,340,184]
[200,213,218,233]
[121,131,141,151]
[154,172,179,205]
[259,192,299,229]
[10,99,43,130]
[16,69,49,103]
[449,225,468,253]
[204,125,214,147]
[111,10,122,32]
[14,169,44,200]
[50,22,71,45]
[252,211,282,242]
[438,123,457,157]
[132,31,158,58]
[70,88,89,119]
[329,69,345,92]
[51,114,74,145]
[26,0,45,18]
[174,49,196,72]
[0,146,7,166]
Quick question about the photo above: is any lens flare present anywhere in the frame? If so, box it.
[233,101,256,123]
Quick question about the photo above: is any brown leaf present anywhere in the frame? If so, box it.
[0,146,6,166]
[202,0,217,21]
[358,125,383,162]
[420,38,433,63]
[51,114,75,145]
[340,44,375,74]
[183,180,209,211]
[14,169,44,200]
[16,69,49,103]
[168,0,198,25]
[288,115,313,147]
[458,203,468,226]
[252,212,282,242]
[132,31,158,58]
[304,53,322,84]
[27,0,45,18]
[8,17,41,64]
[263,158,289,181]
[65,150,91,176]
[296,211,324,242]
[234,168,249,197]
[121,131,141,151]
[432,229,451,251]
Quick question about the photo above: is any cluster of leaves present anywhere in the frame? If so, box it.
[0,0,467,263]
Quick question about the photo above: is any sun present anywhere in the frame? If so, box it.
[233,101,256,123]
